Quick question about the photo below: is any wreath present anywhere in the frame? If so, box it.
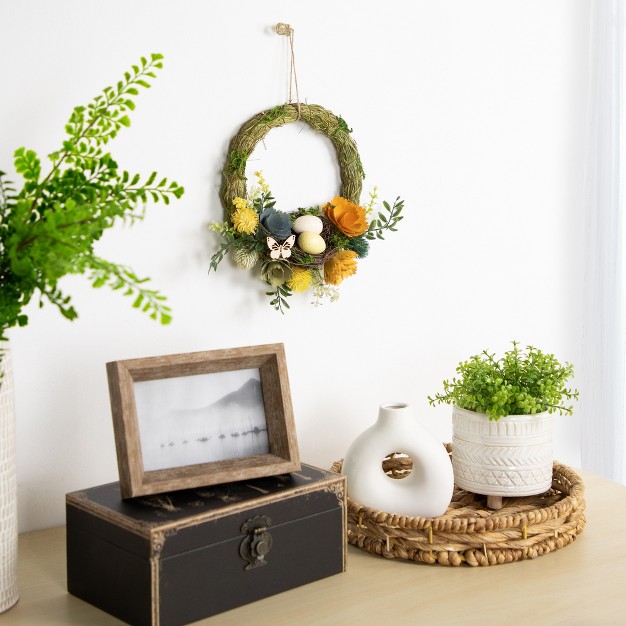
[210,103,403,312]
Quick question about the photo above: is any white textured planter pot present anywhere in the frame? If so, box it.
[342,403,454,517]
[452,406,554,498]
[0,347,18,612]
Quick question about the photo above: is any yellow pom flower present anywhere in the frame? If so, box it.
[324,250,358,285]
[233,197,251,211]
[288,267,313,292]
[232,206,259,234]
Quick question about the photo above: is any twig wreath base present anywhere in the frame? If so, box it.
[210,102,404,312]
[220,103,364,218]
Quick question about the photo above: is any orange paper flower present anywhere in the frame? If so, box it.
[323,196,368,237]
[324,250,358,285]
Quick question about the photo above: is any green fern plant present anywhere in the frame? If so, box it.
[0,53,184,340]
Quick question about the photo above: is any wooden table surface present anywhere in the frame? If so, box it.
[3,470,626,625]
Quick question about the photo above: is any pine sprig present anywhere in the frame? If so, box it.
[0,53,183,340]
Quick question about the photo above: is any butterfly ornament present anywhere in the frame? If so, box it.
[267,235,296,259]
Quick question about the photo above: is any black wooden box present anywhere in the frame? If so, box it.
[66,464,346,625]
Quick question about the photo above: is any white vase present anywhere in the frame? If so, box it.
[452,406,554,497]
[342,403,454,517]
[0,346,18,612]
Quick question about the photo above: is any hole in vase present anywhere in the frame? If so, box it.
[382,452,413,479]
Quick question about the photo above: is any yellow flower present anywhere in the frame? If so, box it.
[232,206,259,234]
[365,186,378,215]
[288,267,313,292]
[324,250,358,285]
[233,196,251,211]
[323,196,368,237]
[254,170,270,194]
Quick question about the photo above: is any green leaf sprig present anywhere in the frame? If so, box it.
[365,197,404,241]
[0,54,184,339]
[267,284,292,314]
[428,341,579,420]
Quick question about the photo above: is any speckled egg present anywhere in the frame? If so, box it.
[293,215,323,235]
[297,231,326,255]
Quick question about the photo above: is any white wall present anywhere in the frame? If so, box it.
[1,0,590,532]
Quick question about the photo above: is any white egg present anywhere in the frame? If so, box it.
[293,215,323,235]
[297,232,326,255]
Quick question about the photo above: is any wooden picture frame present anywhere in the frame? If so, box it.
[107,343,300,498]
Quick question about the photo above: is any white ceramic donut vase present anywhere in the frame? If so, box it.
[341,403,454,517]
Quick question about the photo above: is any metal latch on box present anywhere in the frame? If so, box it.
[240,515,273,570]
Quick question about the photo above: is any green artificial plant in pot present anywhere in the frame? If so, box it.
[0,53,183,613]
[428,341,579,509]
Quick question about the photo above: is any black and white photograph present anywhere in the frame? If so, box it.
[107,344,300,498]
[134,368,269,472]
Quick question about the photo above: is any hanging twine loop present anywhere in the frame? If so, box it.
[275,22,301,119]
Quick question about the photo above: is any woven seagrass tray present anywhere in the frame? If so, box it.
[330,446,586,567]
